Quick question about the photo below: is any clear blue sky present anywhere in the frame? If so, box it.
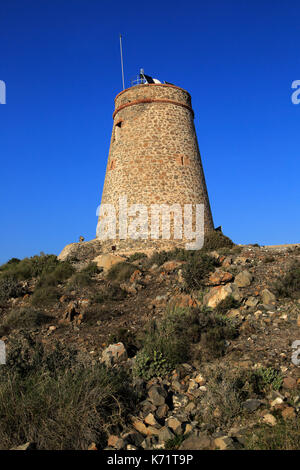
[0,0,299,264]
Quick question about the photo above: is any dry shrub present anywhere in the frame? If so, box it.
[0,337,136,450]
[245,419,300,450]
[182,254,219,290]
[0,275,24,302]
[275,261,300,299]
[202,231,234,251]
[92,284,127,303]
[0,307,52,335]
[106,262,137,282]
[200,365,247,429]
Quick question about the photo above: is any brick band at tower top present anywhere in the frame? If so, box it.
[97,82,214,252]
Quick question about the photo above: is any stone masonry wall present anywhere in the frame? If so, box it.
[97,83,214,252]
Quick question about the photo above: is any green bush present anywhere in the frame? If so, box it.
[127,252,147,262]
[275,261,300,299]
[133,350,171,380]
[31,286,60,306]
[0,254,59,281]
[202,231,234,251]
[0,255,76,309]
[143,308,193,362]
[1,258,20,268]
[182,254,219,290]
[37,261,75,288]
[106,262,137,282]
[134,306,239,379]
[0,338,136,450]
[146,248,193,267]
[0,275,24,302]
[133,307,193,379]
[249,367,283,394]
[145,233,234,268]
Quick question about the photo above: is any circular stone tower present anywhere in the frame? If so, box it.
[97,82,214,253]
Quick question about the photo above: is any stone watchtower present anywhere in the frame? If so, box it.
[97,79,214,253]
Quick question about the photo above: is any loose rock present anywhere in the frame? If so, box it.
[100,342,128,367]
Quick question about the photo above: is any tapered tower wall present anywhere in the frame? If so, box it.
[97,83,214,253]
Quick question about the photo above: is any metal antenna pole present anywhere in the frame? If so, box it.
[119,34,125,90]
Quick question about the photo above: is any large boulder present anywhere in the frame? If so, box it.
[158,427,175,443]
[207,269,234,286]
[234,270,253,287]
[203,284,241,308]
[58,239,102,262]
[100,342,128,367]
[214,436,235,450]
[261,289,276,304]
[179,433,213,450]
[92,253,126,271]
[148,385,167,407]
[245,296,259,307]
[160,261,185,272]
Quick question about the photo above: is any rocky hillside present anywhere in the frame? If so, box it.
[0,234,300,450]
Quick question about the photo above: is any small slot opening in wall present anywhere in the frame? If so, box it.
[114,120,123,142]
[108,159,116,171]
[176,155,190,166]
[176,155,185,166]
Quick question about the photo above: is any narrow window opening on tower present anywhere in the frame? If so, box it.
[176,155,185,166]
[114,120,123,142]
[108,159,116,171]
[176,155,190,166]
